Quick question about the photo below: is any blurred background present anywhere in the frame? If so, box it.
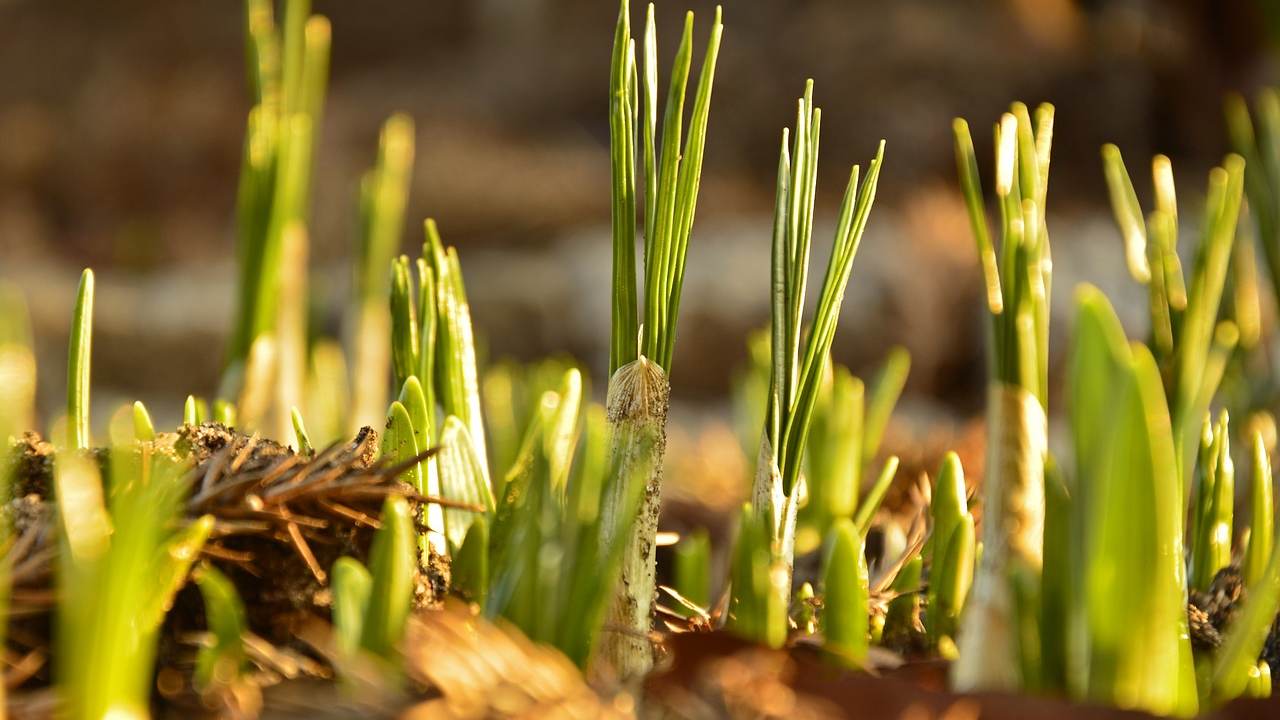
[0,0,1277,452]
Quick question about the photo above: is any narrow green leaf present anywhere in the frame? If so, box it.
[1244,429,1274,588]
[194,564,248,693]
[360,496,416,660]
[67,269,94,450]
[862,346,910,464]
[1101,144,1151,283]
[852,455,899,536]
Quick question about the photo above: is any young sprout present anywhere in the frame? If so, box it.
[451,519,489,605]
[599,0,723,680]
[213,399,238,428]
[674,528,712,613]
[801,363,864,543]
[131,401,156,442]
[727,504,787,649]
[331,556,373,659]
[56,447,210,718]
[67,268,94,450]
[360,496,416,663]
[884,555,923,643]
[1190,411,1234,592]
[1211,499,1280,704]
[183,395,200,426]
[926,453,973,644]
[193,565,248,695]
[821,518,870,666]
[290,406,314,455]
[750,80,885,638]
[1244,427,1275,588]
[950,104,1053,692]
[484,384,655,669]
[929,514,975,646]
[852,456,900,537]
[1100,145,1245,493]
[351,115,415,433]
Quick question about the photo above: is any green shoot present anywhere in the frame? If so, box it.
[485,383,655,669]
[751,80,886,627]
[863,346,910,466]
[951,104,1054,692]
[451,519,489,604]
[0,283,36,441]
[599,0,723,680]
[183,395,199,426]
[926,453,973,644]
[1211,504,1280,703]
[1190,411,1234,592]
[213,399,237,427]
[436,415,495,551]
[67,268,94,450]
[193,565,248,695]
[802,363,864,544]
[727,504,786,648]
[131,401,156,443]
[360,496,416,662]
[331,556,373,658]
[350,116,415,432]
[852,456,900,537]
[290,406,313,455]
[821,518,870,665]
[1244,428,1274,588]
[932,513,976,646]
[55,447,208,718]
[1100,145,1245,493]
[305,340,349,446]
[673,528,711,611]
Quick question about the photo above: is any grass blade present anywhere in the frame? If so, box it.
[67,269,94,450]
